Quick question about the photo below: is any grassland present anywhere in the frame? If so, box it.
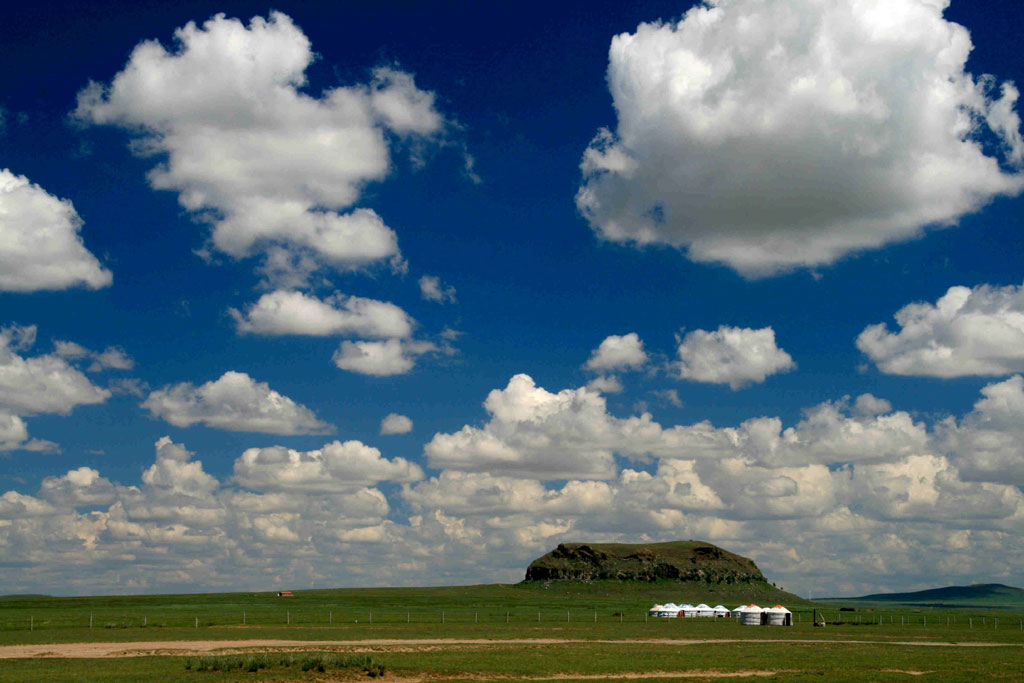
[1,582,1022,681]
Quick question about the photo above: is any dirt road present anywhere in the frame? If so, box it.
[0,637,1020,659]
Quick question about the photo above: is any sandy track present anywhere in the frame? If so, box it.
[0,637,1020,659]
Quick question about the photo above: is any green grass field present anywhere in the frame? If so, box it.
[2,582,1022,681]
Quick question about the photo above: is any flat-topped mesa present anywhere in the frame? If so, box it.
[523,541,766,584]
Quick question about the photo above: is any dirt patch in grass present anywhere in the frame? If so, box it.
[879,671,935,676]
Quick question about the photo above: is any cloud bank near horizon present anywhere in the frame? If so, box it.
[3,373,1022,597]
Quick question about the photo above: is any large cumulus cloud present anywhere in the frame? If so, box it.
[141,370,333,435]
[858,282,1024,377]
[0,325,112,453]
[674,325,795,389]
[75,12,446,284]
[577,0,1024,276]
[0,169,111,292]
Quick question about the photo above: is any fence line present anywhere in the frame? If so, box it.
[1,608,1020,632]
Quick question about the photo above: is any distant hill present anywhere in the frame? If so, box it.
[520,541,807,606]
[821,583,1024,609]
[524,541,766,584]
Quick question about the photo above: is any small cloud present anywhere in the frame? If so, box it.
[54,340,134,372]
[586,375,623,394]
[332,339,439,377]
[440,327,462,341]
[652,389,683,408]
[108,378,149,398]
[584,333,648,372]
[231,289,414,339]
[674,325,795,390]
[380,413,413,435]
[419,275,456,303]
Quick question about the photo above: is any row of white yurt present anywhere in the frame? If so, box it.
[649,603,783,622]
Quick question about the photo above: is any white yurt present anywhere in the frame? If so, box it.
[649,604,665,617]
[695,603,715,618]
[739,604,764,626]
[660,602,681,618]
[765,605,792,626]
[732,605,746,619]
[713,605,731,618]
[680,604,698,618]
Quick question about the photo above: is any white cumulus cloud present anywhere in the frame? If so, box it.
[0,325,110,416]
[858,282,1024,377]
[75,12,446,282]
[424,374,681,480]
[380,413,413,435]
[0,413,57,453]
[584,332,648,371]
[233,440,423,492]
[332,338,437,376]
[0,169,111,292]
[231,289,414,338]
[141,370,333,435]
[577,0,1024,276]
[937,374,1024,486]
[675,325,795,389]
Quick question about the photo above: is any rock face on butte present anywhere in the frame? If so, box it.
[523,541,766,584]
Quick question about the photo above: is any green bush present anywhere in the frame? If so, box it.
[182,652,383,674]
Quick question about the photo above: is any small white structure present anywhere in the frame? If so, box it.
[765,605,792,626]
[713,605,730,618]
[694,603,715,618]
[739,604,764,626]
[653,602,681,618]
[680,603,698,618]
[732,605,746,619]
[649,604,665,618]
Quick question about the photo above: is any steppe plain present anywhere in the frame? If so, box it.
[1,582,1022,681]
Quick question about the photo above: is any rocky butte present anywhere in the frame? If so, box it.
[523,540,767,584]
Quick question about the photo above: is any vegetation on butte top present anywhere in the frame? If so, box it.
[525,540,765,584]
[521,540,806,605]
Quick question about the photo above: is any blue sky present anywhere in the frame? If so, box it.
[1,0,1023,597]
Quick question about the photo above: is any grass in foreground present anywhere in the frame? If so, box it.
[1,639,1023,682]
